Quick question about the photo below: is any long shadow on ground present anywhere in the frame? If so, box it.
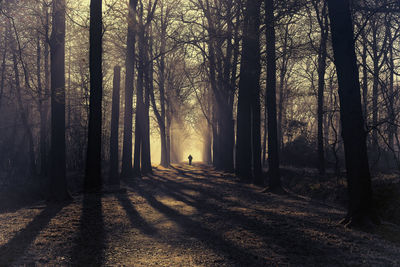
[115,192,159,236]
[70,193,105,266]
[0,203,66,265]
[133,173,349,265]
[126,180,266,266]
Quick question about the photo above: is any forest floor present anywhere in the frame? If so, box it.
[1,163,400,266]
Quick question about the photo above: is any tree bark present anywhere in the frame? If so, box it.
[49,0,70,200]
[133,21,145,176]
[85,0,103,192]
[316,1,329,176]
[109,66,121,184]
[236,0,262,181]
[12,52,36,177]
[265,0,282,191]
[121,0,138,179]
[327,0,378,227]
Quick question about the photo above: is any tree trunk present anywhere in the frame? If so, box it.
[109,66,121,184]
[158,6,169,167]
[386,22,395,151]
[44,1,50,173]
[316,4,328,176]
[37,27,48,178]
[12,52,36,177]
[85,0,103,192]
[49,0,70,201]
[203,126,212,164]
[133,25,145,176]
[0,28,7,110]
[236,0,261,181]
[141,35,152,174]
[121,0,138,179]
[371,25,379,154]
[361,32,368,123]
[327,0,378,227]
[212,105,219,167]
[265,0,282,192]
[252,67,262,184]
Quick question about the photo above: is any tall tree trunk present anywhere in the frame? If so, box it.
[85,0,103,192]
[371,25,379,154]
[212,104,219,167]
[327,0,378,227]
[361,32,368,123]
[166,108,171,165]
[262,110,267,166]
[109,66,121,184]
[158,4,169,167]
[0,27,7,113]
[386,22,395,151]
[265,0,282,192]
[203,126,212,164]
[121,0,138,179]
[42,2,50,177]
[316,3,328,175]
[12,52,36,177]
[133,25,145,176]
[49,0,70,200]
[141,35,152,174]
[236,0,261,181]
[37,27,47,178]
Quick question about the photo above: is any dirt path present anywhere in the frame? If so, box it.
[0,164,400,266]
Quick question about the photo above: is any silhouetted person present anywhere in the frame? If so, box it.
[188,154,193,165]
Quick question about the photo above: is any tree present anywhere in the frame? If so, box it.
[236,0,262,183]
[49,0,70,201]
[85,0,103,192]
[109,65,121,185]
[327,0,379,227]
[193,0,239,172]
[121,0,138,179]
[150,1,170,167]
[265,0,283,192]
[311,0,329,175]
[133,0,157,176]
[39,1,50,177]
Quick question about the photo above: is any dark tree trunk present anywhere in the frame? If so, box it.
[327,0,378,227]
[49,0,70,201]
[157,6,169,167]
[203,126,212,164]
[277,23,290,153]
[12,52,36,177]
[316,2,328,176]
[141,36,152,175]
[109,66,121,185]
[121,0,138,179]
[212,105,219,167]
[218,104,234,171]
[133,25,145,176]
[371,26,379,154]
[262,111,267,166]
[0,28,7,110]
[252,63,262,184]
[265,0,282,192]
[37,27,48,178]
[387,24,395,150]
[166,108,171,165]
[361,32,368,123]
[85,0,103,192]
[42,2,50,177]
[236,0,262,182]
